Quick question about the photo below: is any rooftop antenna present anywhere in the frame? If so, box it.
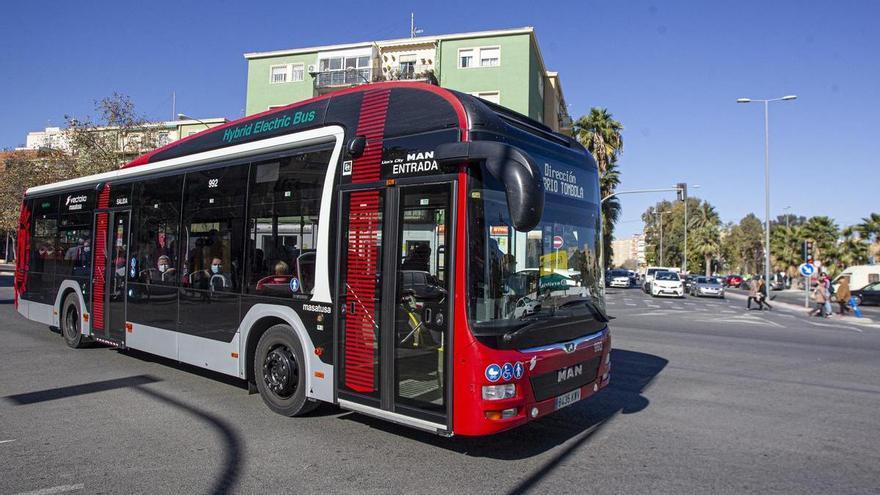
[410,12,423,38]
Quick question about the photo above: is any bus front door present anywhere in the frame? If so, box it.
[337,181,453,431]
[96,209,130,344]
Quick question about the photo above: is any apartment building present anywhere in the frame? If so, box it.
[243,27,571,132]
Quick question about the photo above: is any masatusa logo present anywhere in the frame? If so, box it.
[65,194,88,211]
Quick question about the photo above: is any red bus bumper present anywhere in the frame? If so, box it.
[452,327,611,436]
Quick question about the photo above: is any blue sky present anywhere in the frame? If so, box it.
[2,0,877,235]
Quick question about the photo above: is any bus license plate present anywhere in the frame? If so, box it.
[555,388,581,410]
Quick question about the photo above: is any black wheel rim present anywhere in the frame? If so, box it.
[65,306,79,340]
[262,344,298,399]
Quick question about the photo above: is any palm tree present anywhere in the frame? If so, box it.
[802,216,839,270]
[573,108,624,268]
[858,213,880,243]
[573,108,623,176]
[600,160,622,267]
[837,226,870,268]
[689,201,721,275]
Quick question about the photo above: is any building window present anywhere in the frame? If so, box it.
[459,47,501,69]
[399,54,417,77]
[459,49,474,68]
[270,65,288,84]
[318,55,371,86]
[538,75,545,101]
[472,91,501,104]
[479,47,500,67]
[291,64,304,82]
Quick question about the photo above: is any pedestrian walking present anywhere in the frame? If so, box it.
[809,282,827,317]
[836,277,851,316]
[822,273,833,318]
[746,277,759,310]
[756,278,772,310]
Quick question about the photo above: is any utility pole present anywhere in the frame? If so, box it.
[677,183,688,273]
[171,91,176,121]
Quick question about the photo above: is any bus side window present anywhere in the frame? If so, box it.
[245,146,332,298]
[181,164,247,293]
[131,176,183,286]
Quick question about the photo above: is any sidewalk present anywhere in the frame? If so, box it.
[725,289,877,325]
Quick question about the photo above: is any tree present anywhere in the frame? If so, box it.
[573,108,624,269]
[641,197,720,274]
[858,213,880,244]
[0,150,73,233]
[721,214,764,275]
[801,216,839,271]
[689,201,722,275]
[64,92,158,174]
[836,226,870,269]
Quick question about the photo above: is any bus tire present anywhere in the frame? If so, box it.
[254,324,318,417]
[61,293,87,349]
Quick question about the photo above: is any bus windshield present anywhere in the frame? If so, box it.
[467,149,604,346]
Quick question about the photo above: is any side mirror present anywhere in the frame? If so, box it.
[435,141,544,232]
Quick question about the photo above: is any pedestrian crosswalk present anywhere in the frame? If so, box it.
[604,288,879,332]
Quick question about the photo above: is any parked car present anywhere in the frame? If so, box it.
[724,274,744,288]
[690,276,725,298]
[851,282,880,306]
[651,271,685,298]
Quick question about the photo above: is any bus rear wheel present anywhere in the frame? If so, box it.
[61,293,87,349]
[254,324,318,417]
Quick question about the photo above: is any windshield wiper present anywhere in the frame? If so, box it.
[502,298,608,344]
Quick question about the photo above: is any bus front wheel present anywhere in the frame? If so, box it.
[61,293,87,349]
[254,324,318,417]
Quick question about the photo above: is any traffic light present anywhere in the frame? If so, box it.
[804,240,813,263]
[676,183,687,202]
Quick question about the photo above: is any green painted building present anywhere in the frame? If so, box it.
[243,27,571,133]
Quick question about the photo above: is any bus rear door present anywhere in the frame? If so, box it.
[92,209,130,344]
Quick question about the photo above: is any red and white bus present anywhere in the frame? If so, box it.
[13,82,610,436]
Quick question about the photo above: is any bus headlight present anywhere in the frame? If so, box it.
[482,383,516,400]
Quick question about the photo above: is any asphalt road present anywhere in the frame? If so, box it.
[1,279,880,494]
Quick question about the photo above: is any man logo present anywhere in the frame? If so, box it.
[557,364,583,383]
[563,342,576,354]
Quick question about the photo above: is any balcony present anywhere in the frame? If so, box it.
[313,66,436,93]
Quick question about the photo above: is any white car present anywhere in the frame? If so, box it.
[513,296,540,319]
[608,269,632,288]
[651,271,685,298]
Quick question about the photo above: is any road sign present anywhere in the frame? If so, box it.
[798,263,815,277]
[552,236,564,249]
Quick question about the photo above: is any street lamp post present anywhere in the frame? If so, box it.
[737,95,797,298]
[783,205,791,287]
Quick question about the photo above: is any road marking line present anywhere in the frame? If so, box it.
[805,320,863,332]
[625,303,637,306]
[0,439,15,444]
[15,484,84,495]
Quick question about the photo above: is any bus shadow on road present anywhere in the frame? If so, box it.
[339,348,668,461]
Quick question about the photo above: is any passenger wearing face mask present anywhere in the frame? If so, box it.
[157,255,176,282]
[207,257,232,291]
